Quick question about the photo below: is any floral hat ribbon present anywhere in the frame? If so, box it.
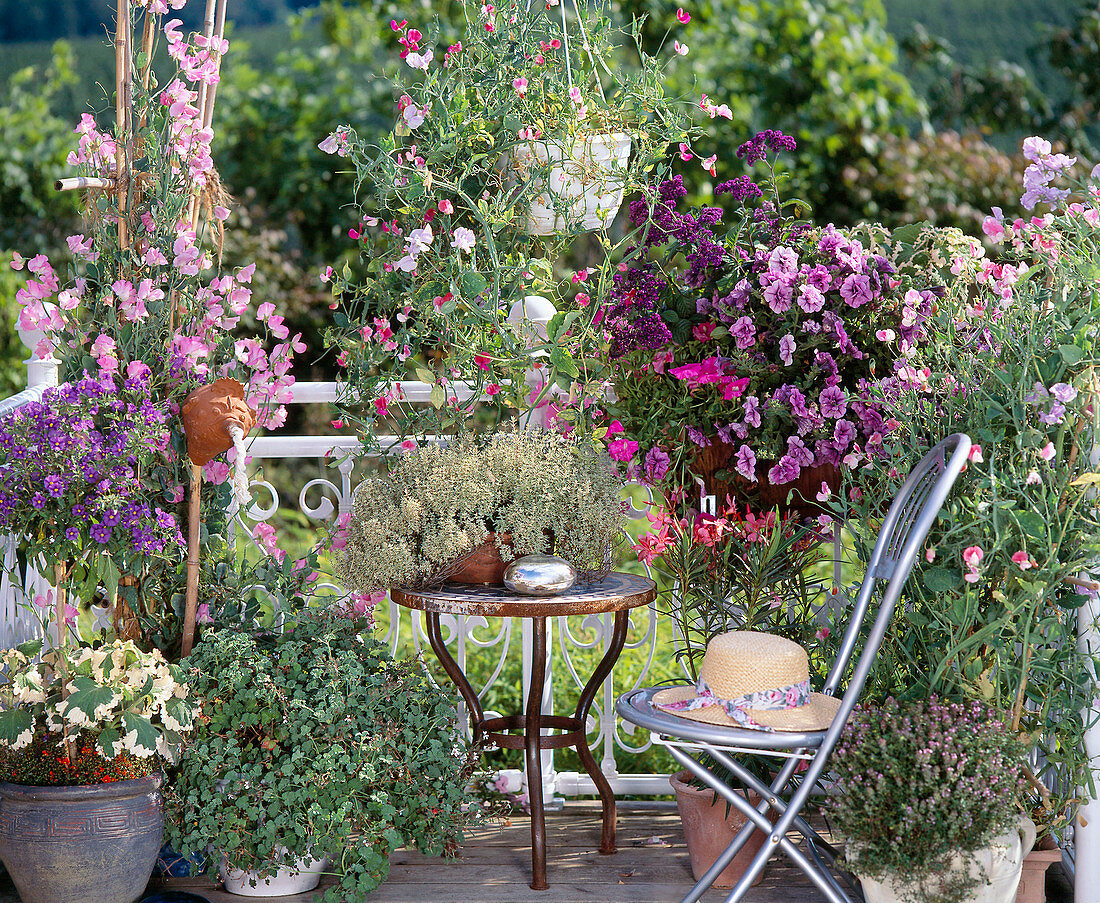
[656,676,812,732]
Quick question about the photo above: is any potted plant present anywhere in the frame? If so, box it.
[829,144,1100,853]
[334,430,625,590]
[166,609,475,900]
[598,132,936,513]
[631,500,828,887]
[831,696,1034,903]
[0,638,193,903]
[319,0,699,441]
[0,375,185,639]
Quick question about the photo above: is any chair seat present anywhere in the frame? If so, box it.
[617,686,831,751]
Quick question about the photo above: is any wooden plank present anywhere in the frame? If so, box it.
[161,805,827,903]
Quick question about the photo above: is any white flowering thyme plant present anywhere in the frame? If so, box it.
[334,430,625,589]
[0,638,193,785]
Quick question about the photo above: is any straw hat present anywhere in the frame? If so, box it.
[653,631,841,732]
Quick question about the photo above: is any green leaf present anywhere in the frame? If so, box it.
[15,639,43,659]
[1059,344,1084,365]
[430,384,446,409]
[414,367,436,385]
[65,680,117,723]
[0,710,32,747]
[1015,511,1046,541]
[923,567,961,593]
[165,696,193,731]
[98,727,121,758]
[460,272,489,299]
[550,346,579,378]
[121,712,161,756]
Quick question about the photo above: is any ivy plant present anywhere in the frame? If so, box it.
[166,610,476,900]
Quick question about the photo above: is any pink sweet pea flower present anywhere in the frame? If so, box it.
[676,7,690,23]
[1011,550,1036,570]
[1039,442,1056,461]
[513,77,528,95]
[474,353,491,371]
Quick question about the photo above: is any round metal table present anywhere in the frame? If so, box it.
[392,571,657,890]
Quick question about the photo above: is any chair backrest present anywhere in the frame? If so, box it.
[822,433,972,705]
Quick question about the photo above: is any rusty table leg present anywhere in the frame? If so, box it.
[425,612,486,744]
[573,608,630,855]
[526,616,549,890]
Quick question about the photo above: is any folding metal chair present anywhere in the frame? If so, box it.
[617,433,972,903]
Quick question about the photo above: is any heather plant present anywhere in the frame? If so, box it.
[0,637,193,782]
[830,697,1027,903]
[335,431,625,590]
[830,142,1100,834]
[598,132,935,508]
[167,611,474,901]
[632,501,828,680]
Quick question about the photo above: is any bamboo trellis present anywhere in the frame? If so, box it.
[52,0,232,654]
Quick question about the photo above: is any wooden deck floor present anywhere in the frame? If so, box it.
[160,801,846,903]
[0,800,1072,902]
[159,802,1076,903]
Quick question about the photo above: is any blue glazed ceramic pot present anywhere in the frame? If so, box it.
[0,774,164,903]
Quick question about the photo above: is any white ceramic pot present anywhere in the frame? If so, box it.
[856,816,1036,903]
[509,132,632,235]
[220,853,329,897]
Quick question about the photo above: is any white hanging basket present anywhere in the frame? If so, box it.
[511,131,632,235]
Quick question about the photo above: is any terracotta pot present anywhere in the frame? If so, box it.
[692,440,841,519]
[446,534,513,586]
[669,770,769,888]
[181,378,255,466]
[1015,835,1061,903]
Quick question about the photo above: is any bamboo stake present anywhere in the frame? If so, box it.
[201,0,230,133]
[139,7,155,93]
[55,177,116,192]
[115,0,131,257]
[181,462,203,657]
[53,562,77,766]
[188,0,219,230]
[196,0,219,129]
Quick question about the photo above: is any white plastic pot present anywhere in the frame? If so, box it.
[855,816,1036,903]
[220,853,329,897]
[509,132,632,235]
